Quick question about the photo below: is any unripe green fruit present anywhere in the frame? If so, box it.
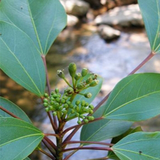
[68,62,77,78]
[84,92,92,98]
[62,109,67,114]
[77,82,85,89]
[89,80,99,87]
[88,116,94,121]
[84,119,89,123]
[43,102,48,107]
[63,104,68,109]
[56,98,60,103]
[75,73,82,80]
[89,109,93,114]
[71,109,75,114]
[55,88,59,93]
[61,99,66,104]
[77,120,82,124]
[43,98,48,103]
[76,100,80,105]
[45,108,49,112]
[89,104,94,109]
[81,68,88,77]
[57,70,65,79]
[44,93,48,97]
[81,100,86,106]
[53,112,57,116]
[86,77,93,84]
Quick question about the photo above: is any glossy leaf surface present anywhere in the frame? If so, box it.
[103,73,160,121]
[0,117,44,160]
[81,106,132,143]
[0,97,31,123]
[138,0,160,53]
[112,132,160,160]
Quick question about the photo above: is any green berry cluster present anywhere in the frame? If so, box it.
[70,100,95,124]
[43,62,99,124]
[43,89,73,120]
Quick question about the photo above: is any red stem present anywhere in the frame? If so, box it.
[39,148,55,160]
[63,146,113,152]
[63,140,113,146]
[0,106,21,119]
[44,136,57,150]
[41,55,58,131]
[93,51,155,113]
[42,139,56,156]
[62,117,103,136]
[45,133,60,138]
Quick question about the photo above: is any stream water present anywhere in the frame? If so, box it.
[1,24,160,160]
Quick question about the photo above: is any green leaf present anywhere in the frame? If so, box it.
[0,21,45,96]
[72,75,103,105]
[0,0,67,96]
[108,126,143,160]
[103,73,160,121]
[0,0,67,55]
[0,117,44,160]
[138,0,160,53]
[0,97,32,124]
[112,132,160,160]
[81,106,132,143]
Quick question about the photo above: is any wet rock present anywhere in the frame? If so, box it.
[67,14,79,26]
[95,4,144,27]
[60,0,90,16]
[98,25,121,41]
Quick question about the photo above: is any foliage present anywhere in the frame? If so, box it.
[0,0,160,160]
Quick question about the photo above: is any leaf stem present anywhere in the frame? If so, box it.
[39,148,55,160]
[0,106,21,119]
[62,117,103,136]
[93,51,156,113]
[42,139,56,156]
[44,136,57,150]
[63,146,113,152]
[63,141,113,147]
[44,133,60,138]
[41,55,58,131]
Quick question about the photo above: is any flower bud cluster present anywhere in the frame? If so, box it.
[43,89,73,119]
[57,62,99,99]
[70,100,95,124]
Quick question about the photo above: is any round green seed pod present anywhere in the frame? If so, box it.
[43,98,48,103]
[75,73,82,80]
[77,120,82,124]
[88,116,94,121]
[77,82,85,89]
[55,88,59,93]
[56,97,60,103]
[43,102,48,107]
[89,104,94,109]
[71,109,75,114]
[89,109,93,114]
[75,100,80,105]
[84,93,92,98]
[62,109,67,114]
[84,119,89,123]
[45,108,49,112]
[53,111,57,116]
[86,77,93,84]
[44,93,48,97]
[81,68,88,77]
[68,62,77,78]
[89,80,99,87]
[57,70,65,79]
[61,98,66,104]
[81,100,86,106]
[63,104,68,109]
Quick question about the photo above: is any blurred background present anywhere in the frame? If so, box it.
[1,0,160,159]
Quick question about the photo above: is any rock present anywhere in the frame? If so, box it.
[60,0,90,17]
[98,25,121,41]
[67,15,79,26]
[83,0,103,9]
[95,4,144,27]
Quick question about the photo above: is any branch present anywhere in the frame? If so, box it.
[93,51,155,113]
[41,55,58,130]
[63,141,113,147]
[63,146,113,152]
[39,148,55,160]
[0,106,21,119]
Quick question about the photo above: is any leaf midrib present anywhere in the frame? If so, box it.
[105,90,160,116]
